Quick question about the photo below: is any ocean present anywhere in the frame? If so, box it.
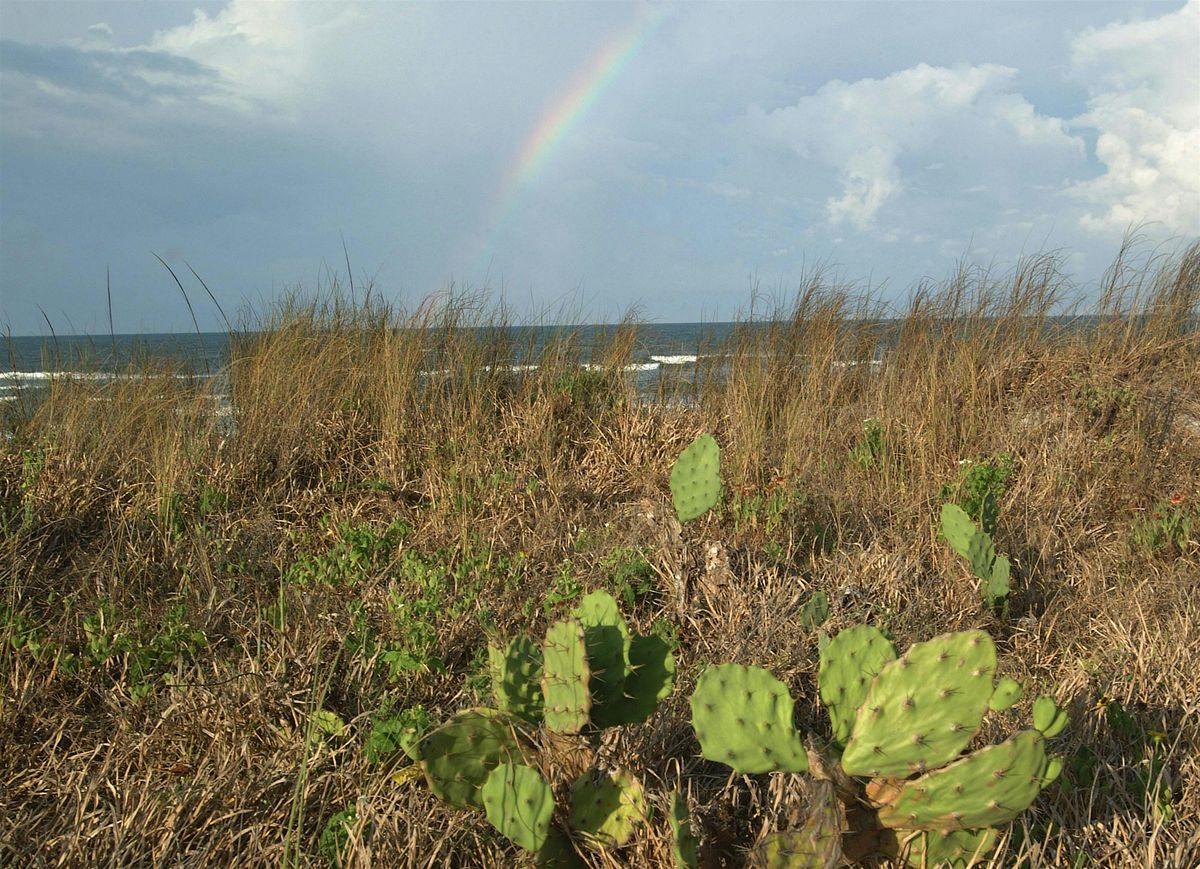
[1,324,752,413]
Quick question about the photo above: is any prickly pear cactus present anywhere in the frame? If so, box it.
[611,634,675,726]
[903,828,998,868]
[875,729,1054,831]
[749,780,842,869]
[940,503,1011,607]
[668,791,700,869]
[988,676,1024,712]
[840,630,997,778]
[482,762,555,852]
[569,769,647,849]
[1032,696,1069,738]
[489,635,545,723]
[670,434,721,522]
[542,619,592,734]
[690,663,809,774]
[817,625,897,746]
[572,591,632,726]
[418,709,526,809]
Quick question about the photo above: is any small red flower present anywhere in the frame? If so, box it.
[1170,494,1185,506]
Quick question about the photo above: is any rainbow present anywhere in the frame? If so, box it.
[466,5,667,277]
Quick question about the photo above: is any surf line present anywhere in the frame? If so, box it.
[462,4,667,282]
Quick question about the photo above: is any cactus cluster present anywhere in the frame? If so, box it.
[941,503,1011,609]
[402,434,1067,867]
[416,589,682,862]
[690,625,1068,867]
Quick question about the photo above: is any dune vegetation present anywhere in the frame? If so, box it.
[2,240,1198,867]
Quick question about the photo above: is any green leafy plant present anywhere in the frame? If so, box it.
[689,626,1068,867]
[601,546,656,607]
[364,705,430,765]
[285,519,408,587]
[1100,697,1176,821]
[940,503,1012,611]
[1131,497,1197,559]
[82,602,207,700]
[939,453,1016,536]
[318,802,363,867]
[1,605,79,673]
[849,417,886,469]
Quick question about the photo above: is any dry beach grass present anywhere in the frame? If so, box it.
[1,240,1198,867]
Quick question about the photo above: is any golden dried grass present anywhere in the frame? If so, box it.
[2,240,1198,867]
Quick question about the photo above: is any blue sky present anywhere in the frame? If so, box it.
[1,0,1197,334]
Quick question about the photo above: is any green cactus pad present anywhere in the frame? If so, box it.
[818,625,898,746]
[903,829,998,868]
[690,663,809,774]
[964,532,997,579]
[536,827,585,868]
[607,634,675,726]
[668,791,700,869]
[798,591,830,631]
[941,503,1001,577]
[1032,696,1069,738]
[841,630,997,778]
[489,635,545,724]
[670,434,722,522]
[877,729,1051,832]
[482,763,555,852]
[568,769,647,849]
[749,780,842,868]
[941,504,980,560]
[988,676,1024,712]
[418,709,525,809]
[572,591,632,727]
[985,556,1011,607]
[542,619,592,733]
[1042,755,1064,787]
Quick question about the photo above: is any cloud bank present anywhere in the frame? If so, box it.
[0,1,1196,334]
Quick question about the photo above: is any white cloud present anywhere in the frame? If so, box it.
[751,63,1083,228]
[148,1,353,113]
[1068,0,1200,235]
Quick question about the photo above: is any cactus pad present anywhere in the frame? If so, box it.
[690,663,809,774]
[569,769,647,849]
[818,625,897,746]
[482,763,554,852]
[542,619,592,733]
[876,729,1051,832]
[418,709,525,809]
[489,635,545,724]
[798,591,830,631]
[1032,696,1069,738]
[670,434,722,522]
[608,634,675,726]
[988,676,1024,712]
[749,780,842,868]
[903,829,998,868]
[572,591,632,727]
[668,791,700,869]
[841,631,997,778]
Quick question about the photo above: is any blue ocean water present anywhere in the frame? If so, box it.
[1,324,746,408]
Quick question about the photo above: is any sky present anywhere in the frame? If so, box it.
[1,0,1197,335]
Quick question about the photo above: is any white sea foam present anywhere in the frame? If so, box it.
[650,354,699,365]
